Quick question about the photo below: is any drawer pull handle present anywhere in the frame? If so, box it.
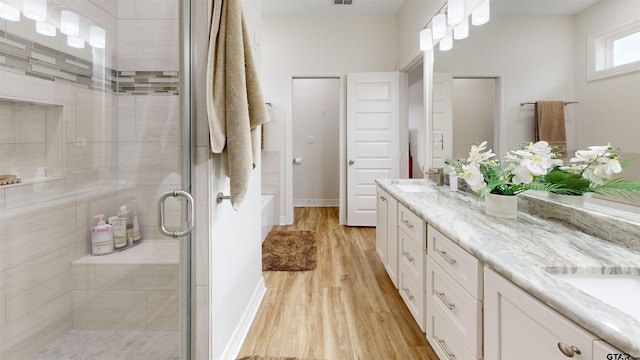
[435,290,455,310]
[435,247,457,265]
[557,342,581,357]
[380,196,386,201]
[403,288,415,301]
[402,219,415,229]
[433,336,456,360]
[402,251,415,262]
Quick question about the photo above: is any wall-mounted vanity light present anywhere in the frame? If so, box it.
[420,28,433,51]
[89,26,106,48]
[447,0,464,26]
[0,1,20,21]
[472,0,490,26]
[439,32,453,51]
[454,16,469,40]
[60,10,79,36]
[23,0,47,21]
[67,35,84,49]
[432,13,447,40]
[36,21,56,36]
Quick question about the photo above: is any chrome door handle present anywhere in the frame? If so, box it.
[557,342,581,357]
[348,159,355,165]
[159,189,195,238]
[435,247,457,265]
[435,290,455,310]
[433,336,455,360]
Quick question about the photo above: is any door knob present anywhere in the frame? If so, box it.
[349,159,355,165]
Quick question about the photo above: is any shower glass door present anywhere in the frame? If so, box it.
[0,0,192,359]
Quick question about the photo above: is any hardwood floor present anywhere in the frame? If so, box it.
[238,207,439,360]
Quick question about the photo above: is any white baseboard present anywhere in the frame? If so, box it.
[220,277,267,360]
[293,199,339,207]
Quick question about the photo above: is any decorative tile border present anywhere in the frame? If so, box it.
[0,30,178,96]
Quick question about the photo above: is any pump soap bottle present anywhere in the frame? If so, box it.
[91,214,114,255]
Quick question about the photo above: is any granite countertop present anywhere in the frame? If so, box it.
[376,178,640,357]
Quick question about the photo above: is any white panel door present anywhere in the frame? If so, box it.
[347,72,399,226]
[432,73,453,168]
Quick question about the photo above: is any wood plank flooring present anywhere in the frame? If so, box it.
[238,207,439,360]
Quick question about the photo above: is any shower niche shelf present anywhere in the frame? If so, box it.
[0,98,64,186]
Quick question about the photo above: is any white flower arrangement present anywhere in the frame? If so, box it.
[447,141,640,199]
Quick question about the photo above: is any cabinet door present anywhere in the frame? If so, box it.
[593,340,634,360]
[386,194,398,288]
[376,188,388,266]
[485,267,596,360]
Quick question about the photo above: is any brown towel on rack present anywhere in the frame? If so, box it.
[534,101,566,152]
[206,0,270,210]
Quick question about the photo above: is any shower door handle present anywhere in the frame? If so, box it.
[159,189,195,238]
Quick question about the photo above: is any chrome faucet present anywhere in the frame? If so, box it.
[427,168,444,186]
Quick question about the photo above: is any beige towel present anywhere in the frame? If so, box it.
[207,0,270,210]
[534,101,566,151]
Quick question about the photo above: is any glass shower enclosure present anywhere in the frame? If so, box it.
[0,0,192,359]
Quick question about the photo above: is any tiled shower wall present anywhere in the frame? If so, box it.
[0,0,180,358]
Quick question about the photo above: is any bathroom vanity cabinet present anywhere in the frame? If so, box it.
[484,267,632,360]
[426,225,483,360]
[374,180,637,360]
[397,202,427,331]
[376,187,398,288]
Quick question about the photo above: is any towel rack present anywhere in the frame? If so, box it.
[216,192,231,203]
[520,101,578,106]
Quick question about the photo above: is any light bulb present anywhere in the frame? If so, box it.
[67,35,84,48]
[420,28,433,51]
[472,0,490,26]
[439,32,453,52]
[454,17,469,40]
[23,0,47,21]
[0,2,20,21]
[36,21,56,36]
[60,10,79,36]
[448,0,464,26]
[432,13,447,40]
[89,26,105,48]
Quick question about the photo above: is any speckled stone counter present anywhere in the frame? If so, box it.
[376,178,640,357]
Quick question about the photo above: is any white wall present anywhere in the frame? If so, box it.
[292,78,340,206]
[433,15,576,152]
[574,0,640,153]
[452,78,495,160]
[261,14,397,223]
[194,1,267,359]
[396,0,445,70]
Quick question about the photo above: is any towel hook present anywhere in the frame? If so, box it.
[216,192,231,204]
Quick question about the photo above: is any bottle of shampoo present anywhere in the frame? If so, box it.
[111,217,128,250]
[91,214,114,255]
[117,205,134,246]
[132,212,142,245]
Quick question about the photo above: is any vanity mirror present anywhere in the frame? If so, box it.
[425,0,640,210]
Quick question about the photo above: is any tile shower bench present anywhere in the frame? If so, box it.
[71,240,179,331]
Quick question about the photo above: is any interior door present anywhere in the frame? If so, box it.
[432,73,453,168]
[346,72,400,226]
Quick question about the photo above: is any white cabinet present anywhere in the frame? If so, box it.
[592,340,635,360]
[376,187,398,288]
[397,202,427,331]
[485,267,597,360]
[426,225,483,360]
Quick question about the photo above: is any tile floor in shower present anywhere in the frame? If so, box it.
[32,330,179,360]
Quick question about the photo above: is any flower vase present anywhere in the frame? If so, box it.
[548,192,585,206]
[484,193,518,219]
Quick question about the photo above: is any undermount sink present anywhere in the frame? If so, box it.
[552,273,640,321]
[395,184,437,193]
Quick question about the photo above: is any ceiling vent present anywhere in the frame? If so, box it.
[333,0,353,5]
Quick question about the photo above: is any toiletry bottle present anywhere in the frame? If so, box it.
[112,217,128,250]
[117,205,134,246]
[132,211,142,244]
[91,214,114,255]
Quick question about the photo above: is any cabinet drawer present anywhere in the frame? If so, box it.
[426,256,482,357]
[399,227,425,285]
[398,203,426,248]
[427,305,478,360]
[428,225,482,299]
[399,269,425,331]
